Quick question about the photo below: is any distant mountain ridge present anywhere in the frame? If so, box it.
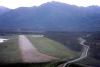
[0,6,10,16]
[0,2,100,31]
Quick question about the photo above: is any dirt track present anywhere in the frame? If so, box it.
[19,35,58,63]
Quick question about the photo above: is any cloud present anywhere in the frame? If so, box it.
[0,0,52,9]
[0,0,100,9]
[55,0,100,6]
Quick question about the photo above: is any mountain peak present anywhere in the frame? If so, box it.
[0,2,100,31]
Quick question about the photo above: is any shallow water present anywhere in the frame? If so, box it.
[0,38,8,43]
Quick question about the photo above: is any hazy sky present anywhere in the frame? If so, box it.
[0,0,100,9]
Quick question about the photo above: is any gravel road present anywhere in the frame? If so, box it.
[62,38,89,67]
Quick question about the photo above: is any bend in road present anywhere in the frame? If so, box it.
[63,38,89,67]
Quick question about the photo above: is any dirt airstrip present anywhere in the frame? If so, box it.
[19,35,58,63]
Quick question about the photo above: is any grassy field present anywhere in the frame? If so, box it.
[26,35,81,59]
[0,32,88,67]
[0,35,22,63]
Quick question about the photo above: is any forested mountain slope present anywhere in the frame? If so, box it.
[0,2,100,31]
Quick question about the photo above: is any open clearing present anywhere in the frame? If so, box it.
[26,35,80,59]
[19,35,58,63]
[0,34,81,64]
[0,35,22,63]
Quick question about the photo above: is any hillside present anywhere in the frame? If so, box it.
[0,2,100,31]
[0,6,10,16]
[87,18,100,31]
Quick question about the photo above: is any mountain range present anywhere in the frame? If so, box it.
[0,2,100,31]
[0,6,10,16]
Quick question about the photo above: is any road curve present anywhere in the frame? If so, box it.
[63,38,89,67]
